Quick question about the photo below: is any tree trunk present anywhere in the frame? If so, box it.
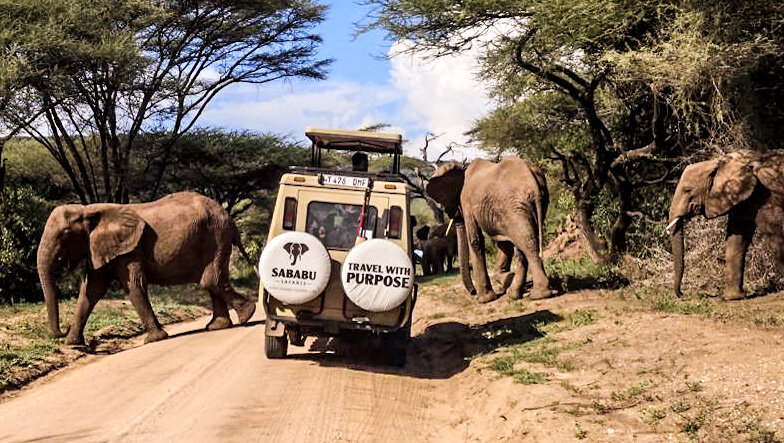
[610,174,633,255]
[455,222,476,295]
[0,157,5,196]
[575,197,608,263]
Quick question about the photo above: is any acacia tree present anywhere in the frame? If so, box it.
[136,129,306,215]
[365,0,784,260]
[0,0,330,204]
[0,0,89,195]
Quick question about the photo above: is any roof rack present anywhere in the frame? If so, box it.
[305,127,404,174]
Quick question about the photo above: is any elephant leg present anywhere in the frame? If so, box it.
[202,262,256,325]
[206,291,233,331]
[494,240,515,293]
[723,213,756,300]
[120,262,168,343]
[465,215,498,303]
[64,271,110,346]
[507,217,553,300]
[507,249,528,300]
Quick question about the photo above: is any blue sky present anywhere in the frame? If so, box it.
[200,2,492,159]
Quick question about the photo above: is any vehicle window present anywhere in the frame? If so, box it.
[306,202,378,249]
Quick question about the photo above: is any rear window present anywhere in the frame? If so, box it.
[306,202,378,250]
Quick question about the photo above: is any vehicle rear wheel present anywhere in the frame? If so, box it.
[265,334,288,359]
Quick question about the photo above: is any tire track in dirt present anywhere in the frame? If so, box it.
[0,304,450,443]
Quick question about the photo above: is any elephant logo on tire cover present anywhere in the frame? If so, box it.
[283,243,309,265]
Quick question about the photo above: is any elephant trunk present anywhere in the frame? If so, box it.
[669,218,685,297]
[455,221,476,295]
[37,248,66,338]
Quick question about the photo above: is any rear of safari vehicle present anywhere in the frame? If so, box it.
[258,128,417,366]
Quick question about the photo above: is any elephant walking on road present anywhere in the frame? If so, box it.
[426,157,554,302]
[669,150,784,300]
[37,192,257,346]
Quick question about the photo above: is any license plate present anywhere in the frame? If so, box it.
[321,174,370,189]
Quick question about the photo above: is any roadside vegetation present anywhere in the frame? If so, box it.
[0,286,212,393]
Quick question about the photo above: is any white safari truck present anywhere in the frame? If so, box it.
[258,128,417,366]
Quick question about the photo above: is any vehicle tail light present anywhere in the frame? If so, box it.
[388,206,402,239]
[282,197,297,230]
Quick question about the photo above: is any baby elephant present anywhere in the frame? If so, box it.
[37,192,257,346]
[421,222,458,275]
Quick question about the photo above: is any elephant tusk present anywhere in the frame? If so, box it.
[665,217,679,235]
[445,218,454,237]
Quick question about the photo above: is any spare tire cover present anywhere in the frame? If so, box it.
[341,239,414,312]
[259,232,331,305]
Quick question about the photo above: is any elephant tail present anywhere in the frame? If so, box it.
[535,197,545,253]
[231,222,260,278]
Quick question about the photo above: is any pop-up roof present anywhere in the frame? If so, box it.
[305,127,403,154]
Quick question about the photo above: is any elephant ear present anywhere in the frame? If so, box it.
[426,163,465,219]
[705,158,757,218]
[85,205,146,269]
[751,153,784,195]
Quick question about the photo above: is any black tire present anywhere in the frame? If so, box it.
[265,334,288,359]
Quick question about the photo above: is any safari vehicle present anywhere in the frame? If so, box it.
[258,127,417,366]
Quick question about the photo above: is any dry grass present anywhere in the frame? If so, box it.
[0,286,211,393]
[626,216,781,297]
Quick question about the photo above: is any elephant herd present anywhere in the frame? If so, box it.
[34,149,784,346]
[420,150,784,305]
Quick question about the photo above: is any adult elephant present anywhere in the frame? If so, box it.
[37,192,257,346]
[426,157,553,302]
[668,150,784,300]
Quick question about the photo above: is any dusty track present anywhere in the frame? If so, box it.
[2,282,784,441]
[0,306,450,442]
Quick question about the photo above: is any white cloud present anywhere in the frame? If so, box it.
[200,38,496,161]
[388,42,492,160]
[201,80,401,141]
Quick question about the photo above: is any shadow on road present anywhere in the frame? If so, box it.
[288,310,562,380]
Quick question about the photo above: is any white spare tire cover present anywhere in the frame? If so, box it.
[341,239,414,312]
[259,232,331,305]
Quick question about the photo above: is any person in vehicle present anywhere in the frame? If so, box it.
[352,152,369,172]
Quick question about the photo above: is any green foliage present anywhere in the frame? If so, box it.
[545,256,623,292]
[367,0,784,260]
[135,129,308,215]
[487,354,547,384]
[0,0,330,203]
[3,138,74,200]
[0,186,52,303]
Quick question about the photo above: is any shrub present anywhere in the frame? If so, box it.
[636,216,779,296]
[0,186,53,304]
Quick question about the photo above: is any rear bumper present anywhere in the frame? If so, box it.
[263,284,417,337]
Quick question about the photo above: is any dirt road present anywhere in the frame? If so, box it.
[0,307,452,443]
[2,279,784,442]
